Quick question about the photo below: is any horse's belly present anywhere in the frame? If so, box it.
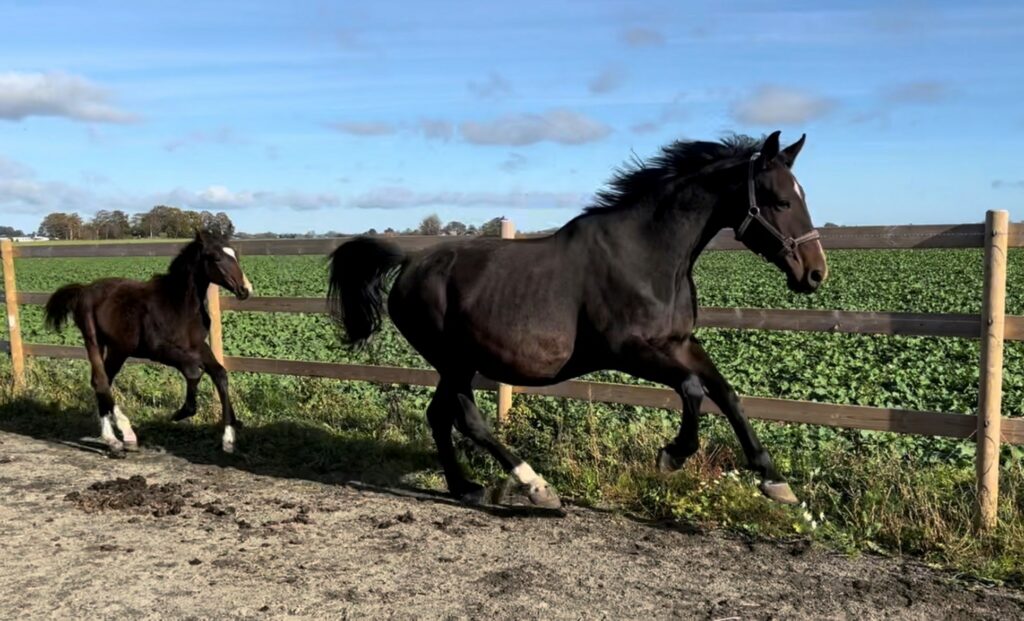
[469,323,576,384]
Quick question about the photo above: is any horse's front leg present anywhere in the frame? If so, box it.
[681,339,798,505]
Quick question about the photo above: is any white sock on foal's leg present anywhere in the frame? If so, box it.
[99,414,123,451]
[113,405,138,449]
[512,462,550,494]
[222,425,236,454]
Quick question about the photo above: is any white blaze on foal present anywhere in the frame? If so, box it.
[223,247,254,295]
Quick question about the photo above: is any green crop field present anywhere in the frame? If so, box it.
[2,247,1024,584]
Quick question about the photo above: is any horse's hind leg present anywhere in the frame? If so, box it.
[449,379,561,509]
[84,337,122,455]
[104,352,137,451]
[427,380,486,504]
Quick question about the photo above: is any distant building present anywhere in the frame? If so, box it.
[9,235,49,242]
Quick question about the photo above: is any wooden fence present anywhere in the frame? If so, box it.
[1,212,1022,531]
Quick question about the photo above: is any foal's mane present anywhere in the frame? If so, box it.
[160,232,225,290]
[585,134,762,214]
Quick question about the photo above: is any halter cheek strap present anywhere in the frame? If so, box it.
[735,152,820,260]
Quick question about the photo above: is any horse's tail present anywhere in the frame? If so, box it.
[44,283,85,332]
[327,236,406,347]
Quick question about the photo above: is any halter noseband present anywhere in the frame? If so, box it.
[734,152,820,260]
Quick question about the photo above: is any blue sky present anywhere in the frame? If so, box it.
[1,0,1023,234]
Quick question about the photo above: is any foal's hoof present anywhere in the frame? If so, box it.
[454,483,487,506]
[657,447,685,474]
[107,445,127,459]
[171,408,195,422]
[759,480,799,505]
[525,482,562,510]
[123,441,139,453]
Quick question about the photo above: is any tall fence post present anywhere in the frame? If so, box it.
[976,209,1008,532]
[497,218,516,425]
[1,239,25,392]
[207,284,225,364]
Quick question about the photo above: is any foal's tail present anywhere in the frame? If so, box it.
[327,237,406,347]
[44,283,85,332]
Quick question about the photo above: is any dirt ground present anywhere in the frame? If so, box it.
[1,430,1022,620]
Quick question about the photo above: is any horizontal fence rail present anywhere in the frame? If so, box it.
[5,340,1023,445]
[6,292,1024,341]
[7,223,1024,259]
[1,216,1019,531]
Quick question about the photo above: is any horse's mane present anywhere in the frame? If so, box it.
[585,133,763,214]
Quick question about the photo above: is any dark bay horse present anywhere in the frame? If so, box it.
[45,231,253,455]
[328,131,827,508]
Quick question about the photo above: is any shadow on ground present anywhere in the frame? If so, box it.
[0,396,576,521]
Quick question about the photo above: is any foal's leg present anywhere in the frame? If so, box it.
[84,337,122,455]
[171,354,202,422]
[426,379,486,504]
[103,352,138,451]
[656,374,703,473]
[450,381,561,509]
[200,344,239,453]
[682,339,797,504]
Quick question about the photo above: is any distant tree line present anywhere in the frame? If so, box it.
[33,206,235,240]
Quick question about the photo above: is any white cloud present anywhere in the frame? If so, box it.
[467,72,513,99]
[588,65,626,95]
[164,127,245,152]
[730,85,835,125]
[0,71,136,123]
[882,81,951,104]
[418,118,454,141]
[348,187,587,210]
[460,109,611,146]
[992,180,1024,190]
[155,186,342,211]
[328,121,396,136]
[621,27,665,47]
[499,153,528,173]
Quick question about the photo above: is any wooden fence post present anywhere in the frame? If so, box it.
[1,239,25,392]
[497,218,516,425]
[976,209,1008,531]
[207,284,225,364]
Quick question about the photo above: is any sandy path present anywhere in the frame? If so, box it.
[0,430,1021,620]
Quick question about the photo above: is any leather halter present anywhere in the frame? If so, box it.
[734,152,820,259]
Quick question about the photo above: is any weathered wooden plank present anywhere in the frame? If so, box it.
[12,291,1024,341]
[12,341,1024,444]
[10,222,1024,257]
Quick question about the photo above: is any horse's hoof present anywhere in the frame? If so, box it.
[107,446,127,459]
[171,408,195,422]
[123,441,139,453]
[759,480,799,505]
[455,483,487,506]
[526,483,562,510]
[657,447,684,474]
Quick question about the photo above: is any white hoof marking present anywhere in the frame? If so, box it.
[222,425,236,453]
[113,406,137,444]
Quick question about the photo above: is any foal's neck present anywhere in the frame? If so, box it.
[162,262,210,316]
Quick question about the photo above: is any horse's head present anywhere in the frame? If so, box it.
[195,230,253,300]
[732,131,827,294]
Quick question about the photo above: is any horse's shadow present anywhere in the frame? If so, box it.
[0,396,568,520]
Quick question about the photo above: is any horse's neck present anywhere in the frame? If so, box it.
[162,268,210,318]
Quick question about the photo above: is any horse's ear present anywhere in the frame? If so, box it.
[759,130,782,163]
[779,133,806,168]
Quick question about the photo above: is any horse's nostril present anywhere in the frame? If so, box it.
[808,269,824,286]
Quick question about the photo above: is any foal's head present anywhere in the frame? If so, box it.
[191,230,254,300]
[731,131,828,294]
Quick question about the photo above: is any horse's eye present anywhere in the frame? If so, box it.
[777,200,791,209]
